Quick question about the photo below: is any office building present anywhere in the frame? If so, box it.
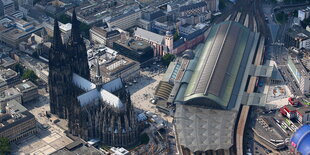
[0,88,22,109]
[0,55,17,68]
[107,9,141,30]
[285,25,310,50]
[15,81,38,103]
[287,55,310,94]
[0,69,20,91]
[179,2,208,17]
[88,46,141,82]
[0,99,36,141]
[298,7,310,21]
[0,0,15,16]
[205,0,219,12]
[0,18,43,48]
[113,38,153,63]
[89,26,121,48]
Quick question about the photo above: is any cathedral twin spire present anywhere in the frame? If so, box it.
[52,9,82,50]
[49,8,90,119]
[50,8,90,80]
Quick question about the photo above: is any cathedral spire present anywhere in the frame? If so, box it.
[95,57,102,90]
[71,8,81,43]
[52,18,63,51]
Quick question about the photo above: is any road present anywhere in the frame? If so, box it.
[268,12,303,97]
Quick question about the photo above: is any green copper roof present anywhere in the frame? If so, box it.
[183,21,260,109]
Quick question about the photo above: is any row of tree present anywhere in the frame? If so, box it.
[13,64,38,82]
[0,137,10,155]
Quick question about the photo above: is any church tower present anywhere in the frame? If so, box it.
[49,19,72,119]
[165,31,173,53]
[66,9,90,80]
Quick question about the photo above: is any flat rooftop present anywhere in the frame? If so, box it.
[1,25,43,39]
[0,69,18,80]
[100,55,138,77]
[0,88,21,101]
[0,110,34,133]
[15,81,37,92]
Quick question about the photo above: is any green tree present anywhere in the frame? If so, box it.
[0,137,11,155]
[219,0,226,10]
[32,51,39,59]
[58,14,71,24]
[140,133,149,144]
[292,10,298,17]
[22,69,38,82]
[161,53,175,67]
[173,31,180,41]
[275,11,288,24]
[79,23,91,39]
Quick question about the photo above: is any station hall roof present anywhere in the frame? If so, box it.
[183,21,260,109]
[175,104,237,152]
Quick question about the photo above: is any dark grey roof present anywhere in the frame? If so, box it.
[173,38,185,48]
[0,111,35,133]
[106,30,120,38]
[142,10,165,21]
[184,29,203,41]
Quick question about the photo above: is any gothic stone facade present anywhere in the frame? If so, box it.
[48,10,140,147]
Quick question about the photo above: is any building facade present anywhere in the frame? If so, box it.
[285,25,310,49]
[205,0,219,12]
[107,9,141,30]
[113,38,153,63]
[89,26,121,48]
[0,0,15,16]
[0,18,43,48]
[0,100,37,142]
[134,27,165,56]
[49,10,90,119]
[287,56,310,94]
[15,81,38,103]
[0,69,20,90]
[179,2,208,17]
[298,7,310,21]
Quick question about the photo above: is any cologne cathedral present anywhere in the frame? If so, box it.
[48,10,140,147]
